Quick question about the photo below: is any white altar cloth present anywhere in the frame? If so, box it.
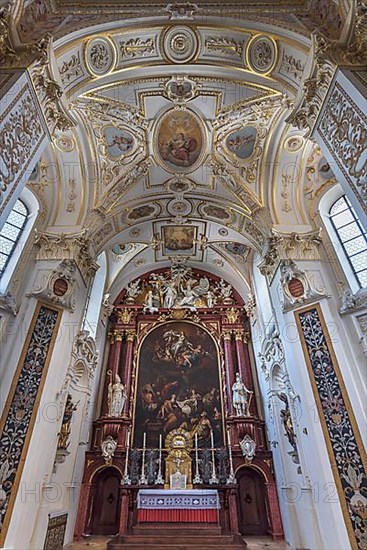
[137,489,220,510]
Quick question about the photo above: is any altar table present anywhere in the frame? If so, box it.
[137,489,220,523]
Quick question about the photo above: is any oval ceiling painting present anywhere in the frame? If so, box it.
[155,108,206,173]
[225,126,257,160]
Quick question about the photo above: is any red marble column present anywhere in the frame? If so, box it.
[123,329,135,415]
[222,329,235,415]
[110,331,123,376]
[265,481,284,539]
[74,483,92,540]
[234,329,253,391]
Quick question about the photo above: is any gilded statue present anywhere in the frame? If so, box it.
[58,394,79,450]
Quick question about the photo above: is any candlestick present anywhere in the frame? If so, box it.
[193,433,202,484]
[122,429,131,485]
[209,430,218,484]
[139,432,148,485]
[226,430,236,485]
[155,433,164,484]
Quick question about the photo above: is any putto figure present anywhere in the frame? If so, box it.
[232,373,253,417]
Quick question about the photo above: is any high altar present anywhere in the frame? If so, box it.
[74,266,283,544]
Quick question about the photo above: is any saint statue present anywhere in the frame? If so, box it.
[58,394,79,450]
[232,373,253,417]
[107,371,127,417]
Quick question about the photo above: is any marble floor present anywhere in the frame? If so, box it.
[66,535,288,549]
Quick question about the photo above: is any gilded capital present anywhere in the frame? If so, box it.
[234,329,244,341]
[125,329,136,342]
[222,329,233,341]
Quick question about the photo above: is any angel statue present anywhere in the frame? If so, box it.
[125,279,141,304]
[107,371,127,417]
[232,373,253,417]
[178,277,210,309]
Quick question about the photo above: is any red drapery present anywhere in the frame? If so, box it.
[137,509,219,523]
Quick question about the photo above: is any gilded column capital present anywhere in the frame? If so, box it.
[125,329,136,342]
[234,329,244,341]
[108,329,123,344]
[222,329,233,341]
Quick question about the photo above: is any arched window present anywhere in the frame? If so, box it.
[329,195,367,288]
[0,199,28,279]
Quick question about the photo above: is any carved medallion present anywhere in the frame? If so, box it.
[288,278,305,298]
[53,278,69,297]
[247,35,277,74]
[284,135,304,153]
[154,108,206,173]
[85,36,116,76]
[162,26,199,63]
[165,75,197,102]
[167,198,192,216]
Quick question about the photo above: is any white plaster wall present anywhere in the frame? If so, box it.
[2,257,91,549]
[251,259,354,550]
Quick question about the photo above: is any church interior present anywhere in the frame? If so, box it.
[0,1,366,549]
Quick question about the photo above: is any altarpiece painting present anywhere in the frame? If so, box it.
[133,322,224,448]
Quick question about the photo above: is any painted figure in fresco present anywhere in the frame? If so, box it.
[107,372,127,417]
[232,373,252,417]
[58,394,79,449]
[162,132,198,165]
[107,133,133,153]
[227,133,255,152]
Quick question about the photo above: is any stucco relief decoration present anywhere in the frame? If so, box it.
[318,83,367,204]
[296,306,367,550]
[205,37,244,60]
[279,259,327,311]
[247,35,277,74]
[121,262,235,311]
[30,260,77,311]
[165,3,198,19]
[154,108,206,173]
[165,75,197,102]
[0,85,47,213]
[0,305,60,537]
[85,36,116,76]
[162,25,199,63]
[59,53,83,86]
[119,37,155,59]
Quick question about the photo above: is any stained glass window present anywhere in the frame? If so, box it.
[330,195,367,288]
[0,199,28,278]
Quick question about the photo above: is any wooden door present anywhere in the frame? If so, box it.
[237,468,268,535]
[91,469,121,535]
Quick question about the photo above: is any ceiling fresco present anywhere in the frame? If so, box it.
[19,1,347,299]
